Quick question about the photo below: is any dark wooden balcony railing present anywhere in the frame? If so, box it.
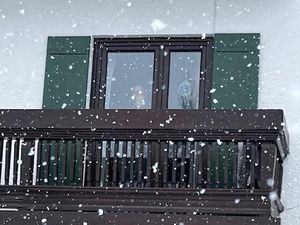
[0,109,289,225]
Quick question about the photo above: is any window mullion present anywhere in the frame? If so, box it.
[160,46,171,110]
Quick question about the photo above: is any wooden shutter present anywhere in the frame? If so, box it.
[42,36,90,109]
[211,33,260,109]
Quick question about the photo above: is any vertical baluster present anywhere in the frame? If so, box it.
[142,142,148,187]
[214,142,220,188]
[146,142,151,187]
[94,140,102,186]
[129,141,135,187]
[237,142,247,188]
[120,141,127,187]
[171,142,177,188]
[65,140,71,185]
[57,140,66,185]
[196,142,203,188]
[153,142,160,187]
[223,142,229,188]
[20,139,33,185]
[232,142,238,188]
[99,141,106,187]
[85,141,94,186]
[4,139,11,185]
[254,142,261,189]
[8,138,17,185]
[206,142,212,188]
[68,140,76,185]
[1,138,8,185]
[179,142,186,188]
[82,140,88,187]
[161,141,168,188]
[74,140,83,186]
[104,141,111,186]
[40,140,50,185]
[112,141,119,187]
[250,143,257,188]
[32,138,39,186]
[13,139,19,185]
[137,141,143,187]
[16,138,24,185]
[48,140,58,186]
[245,142,252,188]
[188,142,195,188]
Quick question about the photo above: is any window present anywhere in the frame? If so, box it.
[90,37,213,110]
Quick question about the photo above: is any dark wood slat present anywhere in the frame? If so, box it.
[68,140,76,185]
[215,143,221,188]
[250,143,256,188]
[120,141,127,187]
[100,141,107,187]
[137,141,143,187]
[154,141,162,187]
[74,140,83,186]
[41,140,50,185]
[129,141,135,187]
[12,139,19,185]
[85,141,94,186]
[112,141,119,187]
[196,142,203,188]
[48,140,56,185]
[5,139,11,185]
[161,142,168,188]
[223,142,229,188]
[146,142,152,187]
[254,142,261,189]
[232,142,238,188]
[171,142,177,187]
[179,142,186,188]
[206,142,212,188]
[20,139,33,185]
[187,141,194,188]
[237,142,248,188]
[57,140,66,185]
[104,141,111,186]
[94,140,101,186]
[149,142,156,187]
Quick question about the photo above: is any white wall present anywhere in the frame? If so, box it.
[0,1,300,224]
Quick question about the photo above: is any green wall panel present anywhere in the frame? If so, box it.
[212,33,260,109]
[43,36,90,109]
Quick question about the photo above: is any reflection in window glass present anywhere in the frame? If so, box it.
[105,52,154,109]
[168,52,201,109]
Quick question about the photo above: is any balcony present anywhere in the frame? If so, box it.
[0,109,289,225]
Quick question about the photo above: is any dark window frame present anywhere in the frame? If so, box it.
[90,36,214,111]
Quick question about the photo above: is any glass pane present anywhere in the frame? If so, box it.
[168,52,201,109]
[105,52,154,109]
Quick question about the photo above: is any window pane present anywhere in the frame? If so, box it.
[168,52,201,109]
[105,52,154,109]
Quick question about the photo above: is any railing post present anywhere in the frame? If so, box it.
[260,143,278,190]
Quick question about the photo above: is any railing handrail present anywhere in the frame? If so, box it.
[0,109,289,157]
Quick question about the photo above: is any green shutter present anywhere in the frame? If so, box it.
[212,33,260,109]
[43,36,90,109]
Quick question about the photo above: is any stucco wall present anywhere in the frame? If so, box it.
[0,1,300,224]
